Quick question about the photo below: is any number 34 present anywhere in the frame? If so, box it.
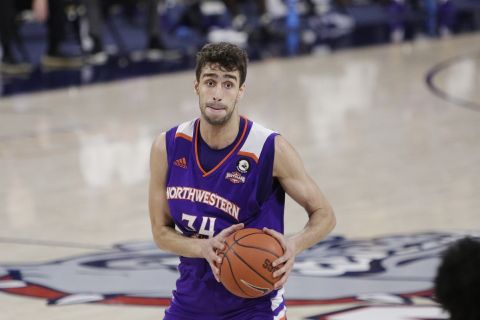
[181,213,216,238]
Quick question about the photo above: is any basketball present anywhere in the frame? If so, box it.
[218,228,285,298]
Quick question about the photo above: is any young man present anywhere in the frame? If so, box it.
[149,42,335,319]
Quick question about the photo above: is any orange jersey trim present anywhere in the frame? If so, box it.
[237,151,259,163]
[195,117,249,177]
[175,132,193,142]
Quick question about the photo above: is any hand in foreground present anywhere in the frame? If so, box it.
[201,223,244,282]
[263,227,296,290]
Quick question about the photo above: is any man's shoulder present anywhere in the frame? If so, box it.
[247,119,277,139]
[151,132,167,156]
[168,119,197,142]
[239,119,278,162]
[153,119,196,152]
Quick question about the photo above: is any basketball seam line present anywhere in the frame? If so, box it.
[232,230,284,258]
[230,247,275,286]
[221,231,265,262]
[234,243,282,258]
[224,254,256,298]
[234,230,284,254]
[221,230,281,291]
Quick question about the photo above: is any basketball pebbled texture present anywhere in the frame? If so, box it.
[218,228,285,298]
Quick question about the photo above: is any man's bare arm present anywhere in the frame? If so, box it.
[265,135,336,289]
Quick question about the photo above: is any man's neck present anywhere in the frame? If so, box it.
[199,115,241,150]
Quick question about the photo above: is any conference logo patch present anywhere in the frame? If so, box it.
[0,231,478,318]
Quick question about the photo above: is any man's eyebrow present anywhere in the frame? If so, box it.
[202,73,238,81]
[223,74,238,81]
[202,73,219,79]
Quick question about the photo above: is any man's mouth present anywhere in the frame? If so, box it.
[207,103,226,110]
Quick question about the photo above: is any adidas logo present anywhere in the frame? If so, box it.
[174,157,187,169]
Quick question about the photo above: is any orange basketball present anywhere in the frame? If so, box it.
[218,228,285,298]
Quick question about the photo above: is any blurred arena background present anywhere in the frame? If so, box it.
[1,0,480,319]
[2,0,480,94]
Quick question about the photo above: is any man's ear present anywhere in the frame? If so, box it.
[194,81,199,95]
[237,84,246,100]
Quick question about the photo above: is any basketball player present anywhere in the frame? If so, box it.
[149,42,336,319]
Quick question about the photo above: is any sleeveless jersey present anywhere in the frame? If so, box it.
[163,117,286,320]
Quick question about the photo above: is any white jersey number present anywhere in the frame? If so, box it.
[181,213,216,238]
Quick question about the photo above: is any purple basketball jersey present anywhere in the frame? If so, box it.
[163,117,286,320]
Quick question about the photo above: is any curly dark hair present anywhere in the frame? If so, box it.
[434,237,480,320]
[195,42,248,86]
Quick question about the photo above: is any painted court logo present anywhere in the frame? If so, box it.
[0,231,479,318]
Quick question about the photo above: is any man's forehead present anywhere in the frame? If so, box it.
[201,63,239,79]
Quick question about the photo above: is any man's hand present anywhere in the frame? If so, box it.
[200,223,244,282]
[263,227,296,290]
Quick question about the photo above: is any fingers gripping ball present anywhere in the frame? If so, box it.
[218,228,285,298]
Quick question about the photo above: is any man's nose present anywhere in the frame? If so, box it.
[213,86,223,101]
